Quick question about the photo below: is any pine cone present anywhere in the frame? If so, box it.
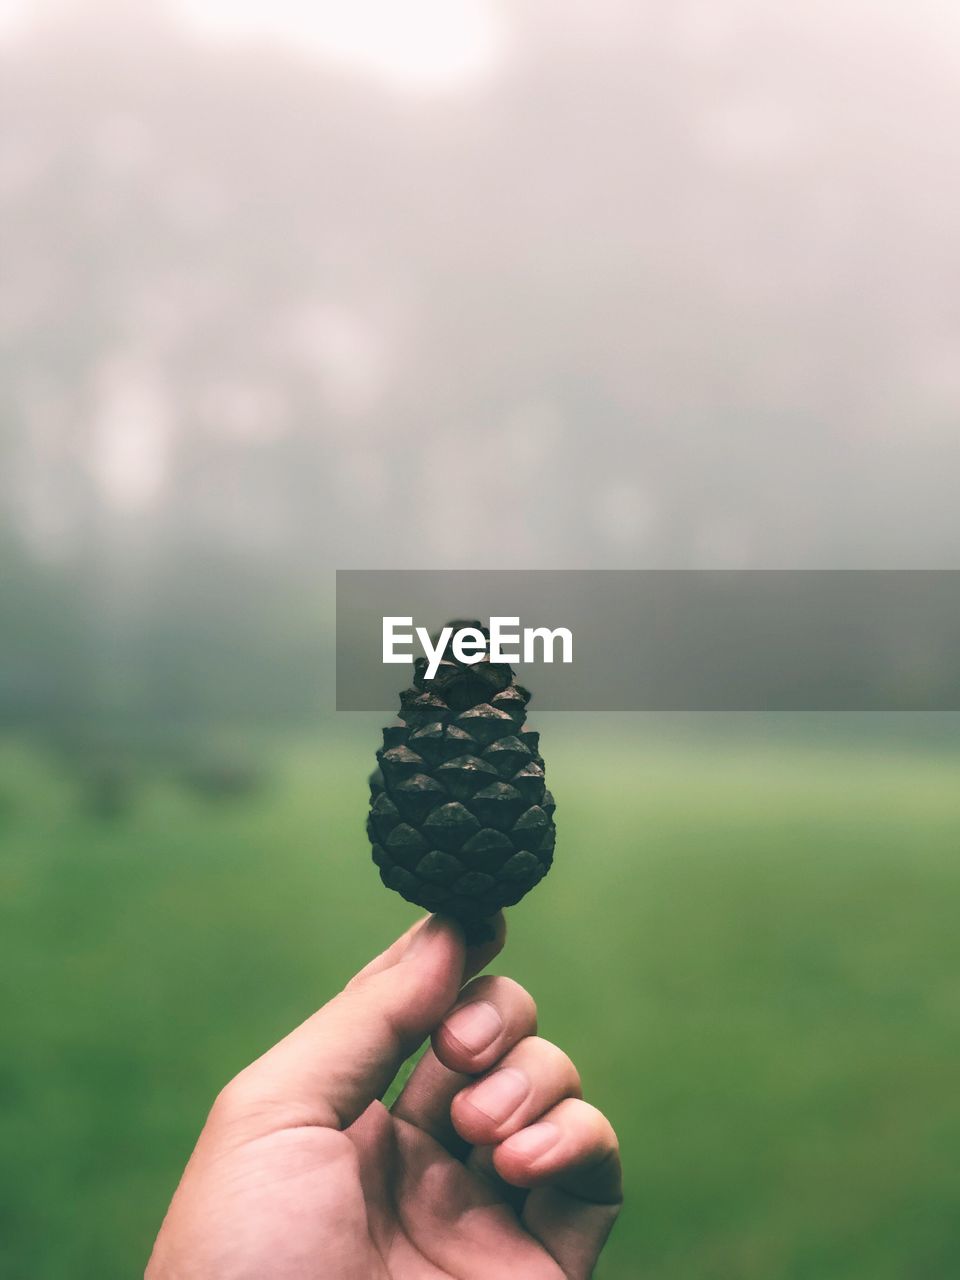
[366,620,555,942]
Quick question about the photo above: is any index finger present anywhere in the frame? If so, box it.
[351,912,506,987]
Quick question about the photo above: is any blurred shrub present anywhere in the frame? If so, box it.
[176,753,268,803]
[76,754,139,822]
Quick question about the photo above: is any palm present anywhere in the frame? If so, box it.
[340,1101,565,1279]
[207,1102,564,1279]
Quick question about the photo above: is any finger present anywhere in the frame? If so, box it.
[493,1098,622,1280]
[523,1182,621,1280]
[218,913,503,1135]
[465,1143,527,1213]
[451,1036,582,1147]
[354,911,505,985]
[432,975,538,1075]
[388,1047,471,1154]
[348,915,426,979]
[393,973,537,1142]
[494,1097,621,1202]
[456,1035,581,1210]
[459,912,507,984]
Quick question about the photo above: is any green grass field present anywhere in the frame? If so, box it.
[2,721,959,1279]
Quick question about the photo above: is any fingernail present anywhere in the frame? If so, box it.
[404,914,446,960]
[502,1121,560,1161]
[465,1067,529,1124]
[443,999,503,1054]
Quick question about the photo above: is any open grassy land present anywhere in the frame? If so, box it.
[1,721,959,1279]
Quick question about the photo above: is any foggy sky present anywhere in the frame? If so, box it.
[2,0,960,581]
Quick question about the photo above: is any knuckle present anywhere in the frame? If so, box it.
[209,1069,303,1137]
[209,1065,275,1126]
[525,1036,581,1093]
[499,977,538,1027]
[580,1100,619,1151]
[458,974,538,1029]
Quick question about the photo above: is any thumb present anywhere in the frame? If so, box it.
[224,915,500,1133]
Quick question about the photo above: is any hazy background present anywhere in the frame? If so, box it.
[1,2,959,1277]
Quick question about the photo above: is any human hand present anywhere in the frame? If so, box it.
[146,914,621,1279]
